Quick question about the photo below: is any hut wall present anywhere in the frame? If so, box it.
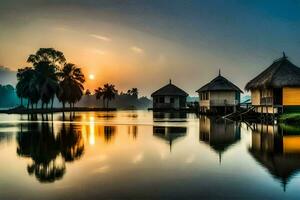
[251,89,260,105]
[283,87,300,106]
[153,96,180,109]
[283,136,300,153]
[210,91,236,106]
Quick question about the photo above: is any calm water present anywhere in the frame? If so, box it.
[0,111,300,199]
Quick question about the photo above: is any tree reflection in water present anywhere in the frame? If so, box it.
[16,121,84,183]
[128,125,138,140]
[103,126,116,143]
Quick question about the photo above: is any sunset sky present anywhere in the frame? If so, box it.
[1,0,300,97]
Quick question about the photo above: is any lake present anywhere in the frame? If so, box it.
[0,111,299,199]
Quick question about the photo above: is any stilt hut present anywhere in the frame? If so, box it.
[245,53,300,114]
[151,80,188,110]
[196,71,243,114]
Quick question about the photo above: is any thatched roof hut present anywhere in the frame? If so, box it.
[151,80,188,97]
[245,53,300,91]
[197,73,243,93]
[151,80,188,110]
[196,72,243,114]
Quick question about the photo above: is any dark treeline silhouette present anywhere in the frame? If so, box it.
[79,87,151,109]
[95,83,118,108]
[0,84,19,108]
[16,48,85,110]
[13,47,151,112]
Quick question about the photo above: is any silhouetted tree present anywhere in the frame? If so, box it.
[129,88,138,99]
[57,63,85,109]
[27,48,66,69]
[102,84,118,108]
[34,61,59,109]
[16,67,39,108]
[85,89,91,96]
[95,87,105,108]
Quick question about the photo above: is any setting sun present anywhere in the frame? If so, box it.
[89,74,95,80]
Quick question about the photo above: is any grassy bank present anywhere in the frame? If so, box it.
[279,113,300,125]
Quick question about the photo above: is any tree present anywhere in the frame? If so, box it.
[57,63,85,109]
[34,61,59,109]
[102,84,118,108]
[95,87,105,108]
[85,89,91,96]
[16,67,40,109]
[130,88,138,99]
[126,88,138,99]
[27,48,66,69]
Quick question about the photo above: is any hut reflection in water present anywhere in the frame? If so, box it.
[199,116,241,163]
[153,126,187,151]
[249,123,300,191]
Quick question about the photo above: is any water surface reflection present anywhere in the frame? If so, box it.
[199,116,241,163]
[0,111,299,199]
[16,122,84,183]
[249,123,300,191]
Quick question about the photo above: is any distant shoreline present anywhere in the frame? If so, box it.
[0,107,117,114]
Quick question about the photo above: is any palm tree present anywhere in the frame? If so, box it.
[95,87,105,108]
[102,84,118,108]
[16,67,40,109]
[130,88,138,99]
[85,89,91,96]
[34,61,59,109]
[57,63,85,109]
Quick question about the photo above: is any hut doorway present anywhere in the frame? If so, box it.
[273,88,283,105]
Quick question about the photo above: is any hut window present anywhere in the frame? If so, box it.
[170,97,175,103]
[200,92,209,100]
[261,89,272,98]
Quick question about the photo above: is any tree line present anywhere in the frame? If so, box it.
[16,48,139,110]
[16,48,85,109]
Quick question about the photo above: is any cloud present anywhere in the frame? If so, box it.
[131,46,143,54]
[90,34,111,42]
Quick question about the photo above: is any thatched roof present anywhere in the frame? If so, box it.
[151,80,188,97]
[196,73,243,93]
[245,54,300,91]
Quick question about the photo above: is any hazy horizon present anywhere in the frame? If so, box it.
[1,0,300,96]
